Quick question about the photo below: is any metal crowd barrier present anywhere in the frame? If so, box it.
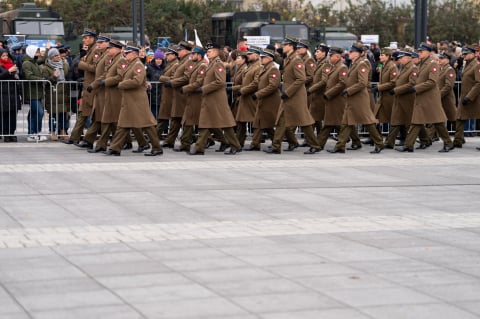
[0,79,478,142]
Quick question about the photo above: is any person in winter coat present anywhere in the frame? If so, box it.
[146,49,165,118]
[0,48,21,142]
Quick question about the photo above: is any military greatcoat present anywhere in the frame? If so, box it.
[171,53,192,118]
[456,58,480,120]
[101,53,124,124]
[374,60,397,123]
[308,57,328,121]
[236,60,261,122]
[390,61,416,126]
[158,59,179,120]
[438,63,457,121]
[78,47,103,115]
[252,60,280,129]
[181,59,207,126]
[323,59,347,126]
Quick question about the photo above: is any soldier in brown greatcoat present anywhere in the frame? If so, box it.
[244,48,281,151]
[189,42,241,155]
[328,43,384,153]
[63,29,100,145]
[235,45,262,147]
[76,34,111,149]
[453,45,480,148]
[87,39,125,153]
[316,46,347,150]
[265,36,321,154]
[396,43,453,152]
[156,46,179,139]
[174,46,208,152]
[373,48,397,136]
[162,41,192,148]
[307,44,329,139]
[229,49,248,120]
[384,51,417,148]
[105,45,162,156]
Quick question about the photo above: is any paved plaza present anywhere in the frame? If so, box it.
[1,137,480,319]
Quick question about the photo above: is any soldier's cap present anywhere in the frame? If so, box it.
[461,45,476,55]
[165,45,178,55]
[282,35,298,46]
[177,41,192,51]
[396,50,412,59]
[96,33,111,43]
[81,29,97,38]
[381,47,393,55]
[260,48,276,58]
[191,45,206,56]
[108,39,124,49]
[328,46,343,55]
[438,52,450,59]
[315,43,329,52]
[205,42,221,50]
[411,51,419,58]
[124,45,140,54]
[296,39,310,49]
[417,42,432,52]
[247,45,262,55]
[350,43,364,53]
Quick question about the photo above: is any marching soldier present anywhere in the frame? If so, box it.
[453,45,480,148]
[244,47,281,151]
[316,46,347,150]
[156,46,179,140]
[104,45,163,156]
[162,41,192,148]
[235,45,262,148]
[174,45,208,152]
[396,43,454,152]
[229,47,248,121]
[328,43,384,153]
[265,36,321,154]
[63,29,100,145]
[189,42,242,155]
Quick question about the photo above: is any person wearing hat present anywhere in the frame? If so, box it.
[189,42,242,155]
[372,47,397,140]
[228,46,248,127]
[104,45,163,156]
[316,46,348,150]
[327,42,384,153]
[306,44,329,140]
[87,39,125,153]
[396,42,454,152]
[265,35,321,154]
[174,45,208,152]
[41,48,70,141]
[76,33,111,149]
[63,28,100,145]
[235,45,262,148]
[0,48,21,142]
[384,50,416,148]
[453,45,480,148]
[146,49,166,119]
[157,45,179,140]
[162,41,193,148]
[244,47,281,151]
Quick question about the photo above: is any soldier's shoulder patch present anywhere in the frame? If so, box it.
[361,68,366,73]
[412,72,417,77]
[121,64,127,69]
[189,65,193,70]
[297,63,303,69]
[324,68,330,73]
[218,67,224,72]
[341,71,347,76]
[94,54,99,59]
[271,73,277,78]
[199,70,205,75]
[432,67,438,72]
[392,71,397,76]
[449,72,454,78]
[309,62,315,68]
[136,68,142,73]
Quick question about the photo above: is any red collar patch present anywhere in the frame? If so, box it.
[189,65,193,69]
[121,64,127,69]
[412,72,417,77]
[200,70,204,75]
[392,72,397,76]
[94,54,99,59]
[325,68,330,73]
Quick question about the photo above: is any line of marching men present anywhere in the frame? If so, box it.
[63,29,480,156]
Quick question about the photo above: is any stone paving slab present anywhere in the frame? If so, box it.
[1,139,480,318]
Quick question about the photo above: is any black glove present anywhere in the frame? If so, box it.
[323,94,329,101]
[237,90,242,96]
[195,87,202,93]
[86,85,93,93]
[341,89,348,96]
[252,94,257,101]
[164,81,172,87]
[462,97,472,106]
[281,92,288,100]
[226,86,232,93]
[389,89,395,96]
[306,90,311,96]
[371,86,378,94]
[99,80,105,87]
[79,49,87,58]
[179,87,184,94]
[408,87,416,94]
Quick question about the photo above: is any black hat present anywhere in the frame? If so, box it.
[350,43,363,53]
[177,41,192,51]
[96,33,111,43]
[438,52,450,59]
[247,45,262,55]
[260,48,276,58]
[81,29,97,38]
[108,39,124,49]
[205,42,221,50]
[461,45,476,55]
[329,46,343,55]
[296,39,310,49]
[315,43,329,53]
[165,45,178,55]
[282,35,298,46]
[395,50,412,59]
[417,42,432,52]
[411,51,419,58]
[124,45,140,53]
